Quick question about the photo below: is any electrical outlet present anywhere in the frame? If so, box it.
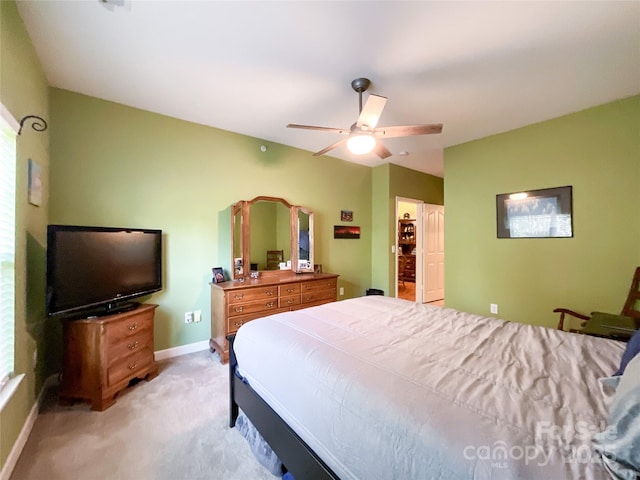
[184,311,194,323]
[194,310,202,323]
[339,287,344,296]
[490,304,498,315]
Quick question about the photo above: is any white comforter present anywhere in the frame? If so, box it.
[233,296,626,480]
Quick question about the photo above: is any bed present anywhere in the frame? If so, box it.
[228,295,634,479]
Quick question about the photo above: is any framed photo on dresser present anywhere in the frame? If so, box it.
[212,267,225,283]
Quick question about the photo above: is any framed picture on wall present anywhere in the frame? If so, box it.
[496,185,573,238]
[28,158,43,206]
[340,210,353,222]
[334,226,360,239]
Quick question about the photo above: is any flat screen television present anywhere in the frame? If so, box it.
[46,225,163,318]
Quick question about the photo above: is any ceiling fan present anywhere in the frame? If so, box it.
[287,77,443,159]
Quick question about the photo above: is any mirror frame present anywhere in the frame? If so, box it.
[232,196,314,279]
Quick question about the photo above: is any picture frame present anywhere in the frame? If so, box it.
[496,185,573,239]
[212,267,225,283]
[28,158,42,206]
[340,210,353,222]
[334,225,360,239]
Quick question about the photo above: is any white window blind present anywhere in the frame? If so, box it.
[0,105,17,390]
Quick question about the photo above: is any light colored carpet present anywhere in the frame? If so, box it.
[10,350,276,480]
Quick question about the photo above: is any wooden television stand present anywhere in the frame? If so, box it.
[59,303,159,411]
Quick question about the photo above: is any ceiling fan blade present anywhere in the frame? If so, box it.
[373,141,392,159]
[313,137,348,157]
[287,124,350,135]
[375,124,443,138]
[356,94,387,129]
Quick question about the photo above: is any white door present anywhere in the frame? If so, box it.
[422,204,444,302]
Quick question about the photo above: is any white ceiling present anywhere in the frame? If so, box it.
[17,0,640,177]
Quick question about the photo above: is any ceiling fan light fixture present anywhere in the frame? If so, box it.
[347,133,376,155]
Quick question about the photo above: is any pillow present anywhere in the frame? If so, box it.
[614,327,640,376]
[592,353,640,479]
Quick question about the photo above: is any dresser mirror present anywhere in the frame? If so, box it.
[294,206,314,273]
[232,196,314,279]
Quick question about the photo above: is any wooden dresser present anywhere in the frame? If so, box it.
[59,303,159,411]
[210,272,338,363]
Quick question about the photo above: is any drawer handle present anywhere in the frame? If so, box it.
[233,306,244,313]
[127,341,139,350]
[233,293,244,300]
[266,301,275,308]
[286,299,294,305]
[128,361,138,370]
[233,320,244,328]
[127,323,138,331]
[266,290,274,296]
[286,288,294,293]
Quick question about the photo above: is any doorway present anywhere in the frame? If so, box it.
[395,198,445,304]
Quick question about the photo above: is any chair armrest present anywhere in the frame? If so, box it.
[553,308,590,320]
[553,308,590,331]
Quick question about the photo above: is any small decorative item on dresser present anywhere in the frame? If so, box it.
[250,271,260,279]
[341,210,353,222]
[212,267,225,283]
[403,212,410,219]
[314,264,322,274]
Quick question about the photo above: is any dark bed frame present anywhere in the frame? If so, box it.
[228,335,339,480]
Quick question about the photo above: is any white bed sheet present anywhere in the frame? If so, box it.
[233,296,626,480]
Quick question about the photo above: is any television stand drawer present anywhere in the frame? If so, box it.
[59,304,159,411]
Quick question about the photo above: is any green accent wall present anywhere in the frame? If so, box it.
[444,95,640,328]
[0,0,50,471]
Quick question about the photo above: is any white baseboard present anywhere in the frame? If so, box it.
[154,340,209,361]
[0,374,57,480]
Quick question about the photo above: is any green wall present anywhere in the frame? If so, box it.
[371,163,444,296]
[444,95,640,328]
[48,88,374,351]
[0,0,50,472]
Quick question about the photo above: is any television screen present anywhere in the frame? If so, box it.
[46,225,162,317]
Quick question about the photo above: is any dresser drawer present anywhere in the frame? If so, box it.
[227,308,287,333]
[228,297,279,317]
[106,311,153,345]
[107,347,153,386]
[302,288,337,304]
[107,329,153,367]
[226,286,278,305]
[279,295,300,308]
[279,284,300,296]
[301,279,337,293]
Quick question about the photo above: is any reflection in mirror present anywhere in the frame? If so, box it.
[249,199,291,271]
[296,207,314,272]
[232,203,243,277]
